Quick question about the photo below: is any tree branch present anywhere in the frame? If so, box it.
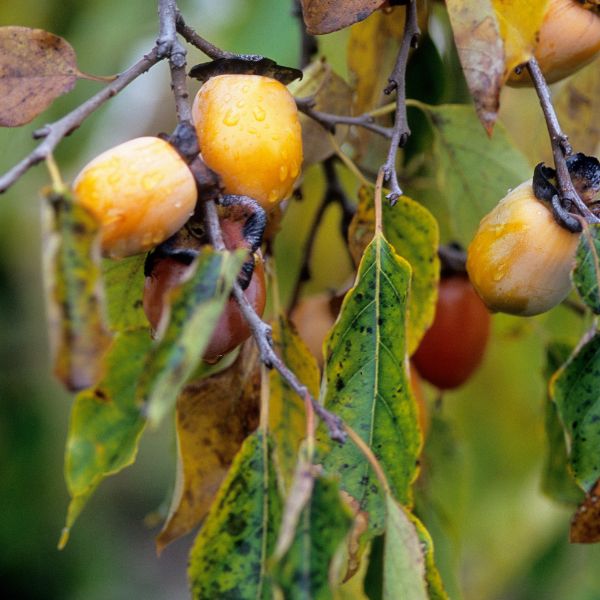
[296,97,393,139]
[526,57,600,225]
[175,12,237,60]
[204,199,346,443]
[0,47,163,194]
[382,0,420,203]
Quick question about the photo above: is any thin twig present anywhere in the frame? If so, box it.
[286,158,355,315]
[204,199,346,443]
[382,0,420,203]
[296,97,393,139]
[158,0,192,123]
[175,11,236,60]
[526,57,600,225]
[0,47,163,194]
[292,0,318,69]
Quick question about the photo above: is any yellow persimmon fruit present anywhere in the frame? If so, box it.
[73,137,197,259]
[509,0,600,85]
[192,74,303,210]
[466,180,580,316]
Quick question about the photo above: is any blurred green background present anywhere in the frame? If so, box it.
[1,1,600,599]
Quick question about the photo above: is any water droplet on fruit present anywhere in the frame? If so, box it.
[290,161,299,178]
[279,165,288,181]
[223,110,239,126]
[253,105,266,121]
[268,189,279,204]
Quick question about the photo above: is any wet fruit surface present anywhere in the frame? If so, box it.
[192,74,303,209]
[73,137,197,258]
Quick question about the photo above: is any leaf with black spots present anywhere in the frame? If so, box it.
[574,223,600,314]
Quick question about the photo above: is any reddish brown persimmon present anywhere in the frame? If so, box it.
[143,215,266,361]
[412,275,491,390]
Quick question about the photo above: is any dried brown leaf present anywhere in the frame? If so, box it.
[301,0,387,35]
[155,343,261,552]
[445,0,504,133]
[0,26,80,126]
[570,479,600,543]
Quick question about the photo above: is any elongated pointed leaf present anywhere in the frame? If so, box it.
[416,103,531,246]
[138,247,246,426]
[542,341,584,505]
[551,333,600,492]
[188,431,281,599]
[348,187,439,354]
[103,254,147,331]
[383,495,428,600]
[445,0,504,132]
[320,232,421,534]
[61,328,152,547]
[269,317,319,493]
[573,223,600,314]
[156,346,261,552]
[42,190,112,391]
[272,475,354,599]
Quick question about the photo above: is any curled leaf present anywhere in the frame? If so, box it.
[0,26,80,126]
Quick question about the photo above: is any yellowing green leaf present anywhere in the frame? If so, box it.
[61,328,152,547]
[492,0,549,79]
[269,317,319,493]
[348,187,439,353]
[319,232,421,534]
[103,254,147,332]
[156,345,261,552]
[551,333,600,492]
[42,190,112,391]
[271,474,354,599]
[138,247,246,426]
[188,431,281,599]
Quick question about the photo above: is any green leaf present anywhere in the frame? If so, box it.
[269,316,319,493]
[138,247,246,426]
[573,223,600,314]
[320,232,421,534]
[271,474,353,600]
[551,333,600,492]
[383,495,428,600]
[61,328,152,547]
[348,187,440,354]
[409,513,449,600]
[103,253,148,331]
[188,431,281,600]
[414,102,531,247]
[42,190,112,391]
[542,341,584,505]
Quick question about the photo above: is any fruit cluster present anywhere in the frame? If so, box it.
[72,74,303,359]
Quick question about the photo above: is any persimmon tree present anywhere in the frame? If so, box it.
[1,0,600,598]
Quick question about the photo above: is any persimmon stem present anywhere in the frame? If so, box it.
[158,0,192,124]
[526,57,600,226]
[381,0,420,204]
[204,199,347,443]
[0,47,163,194]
